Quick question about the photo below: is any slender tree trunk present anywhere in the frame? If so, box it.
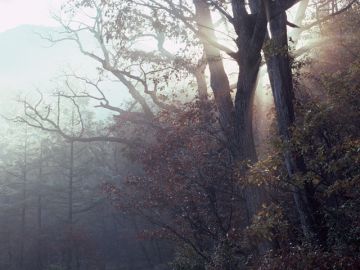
[193,0,239,157]
[193,51,208,102]
[66,140,74,270]
[37,144,44,270]
[265,7,325,244]
[291,0,310,43]
[193,66,208,102]
[37,194,43,269]
[75,248,81,270]
[6,230,13,269]
[130,216,155,270]
[20,172,26,270]
[154,239,163,265]
[19,126,28,270]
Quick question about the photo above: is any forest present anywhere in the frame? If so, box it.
[0,0,359,269]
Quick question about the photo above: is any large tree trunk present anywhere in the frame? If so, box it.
[232,0,271,238]
[234,56,261,163]
[233,0,274,255]
[193,0,239,157]
[235,50,272,254]
[195,0,272,254]
[265,7,325,244]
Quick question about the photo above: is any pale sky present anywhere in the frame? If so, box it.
[0,0,63,32]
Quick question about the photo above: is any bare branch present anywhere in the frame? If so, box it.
[300,0,358,32]
[207,0,234,24]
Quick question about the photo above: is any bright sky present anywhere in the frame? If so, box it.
[0,0,63,32]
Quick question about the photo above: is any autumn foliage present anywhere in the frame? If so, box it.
[103,7,360,269]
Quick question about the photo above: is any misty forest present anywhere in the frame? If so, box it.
[0,0,359,269]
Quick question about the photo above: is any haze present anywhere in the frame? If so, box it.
[0,1,359,270]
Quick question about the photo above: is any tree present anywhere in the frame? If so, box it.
[104,102,251,269]
[10,0,360,267]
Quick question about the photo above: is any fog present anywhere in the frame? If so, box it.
[0,1,359,270]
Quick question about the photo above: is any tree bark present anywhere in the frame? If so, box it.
[19,126,28,270]
[193,64,208,102]
[265,6,324,244]
[234,57,260,163]
[37,143,44,270]
[193,0,239,157]
[66,140,74,270]
[231,0,267,162]
[195,0,271,254]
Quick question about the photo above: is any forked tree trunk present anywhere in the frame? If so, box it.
[231,3,273,256]
[194,0,272,254]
